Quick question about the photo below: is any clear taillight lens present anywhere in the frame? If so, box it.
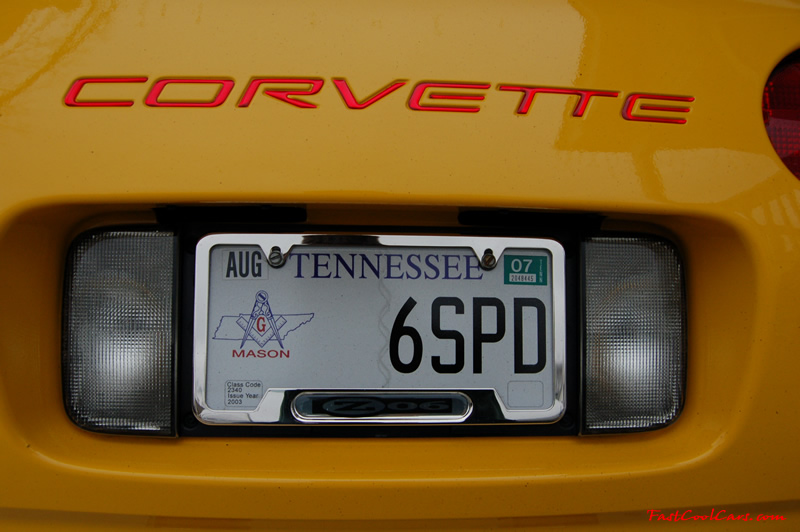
[582,237,686,433]
[763,50,800,178]
[62,230,176,435]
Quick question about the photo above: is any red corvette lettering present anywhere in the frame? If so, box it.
[498,85,620,116]
[622,93,695,124]
[145,78,235,107]
[64,77,694,123]
[408,82,491,113]
[333,78,407,109]
[237,78,324,108]
[65,77,148,107]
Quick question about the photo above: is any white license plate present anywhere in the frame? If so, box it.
[193,234,566,425]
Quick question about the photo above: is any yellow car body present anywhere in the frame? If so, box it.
[1,0,798,529]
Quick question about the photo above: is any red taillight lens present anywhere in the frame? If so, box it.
[763,51,800,178]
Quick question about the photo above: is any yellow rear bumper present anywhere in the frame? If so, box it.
[1,0,798,528]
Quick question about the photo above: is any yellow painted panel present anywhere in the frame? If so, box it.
[1,0,799,528]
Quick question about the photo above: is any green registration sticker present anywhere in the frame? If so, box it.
[504,255,548,285]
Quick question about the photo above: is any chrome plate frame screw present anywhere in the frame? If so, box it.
[267,246,286,268]
[480,249,497,270]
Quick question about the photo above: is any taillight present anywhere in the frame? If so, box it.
[582,237,686,433]
[763,50,800,178]
[63,230,177,435]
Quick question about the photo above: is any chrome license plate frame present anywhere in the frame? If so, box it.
[193,234,566,426]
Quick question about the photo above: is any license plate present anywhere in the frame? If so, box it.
[193,234,566,425]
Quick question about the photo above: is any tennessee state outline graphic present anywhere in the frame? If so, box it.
[212,290,314,348]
